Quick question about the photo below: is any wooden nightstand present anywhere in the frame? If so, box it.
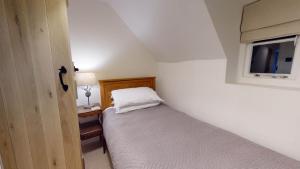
[77,105,106,153]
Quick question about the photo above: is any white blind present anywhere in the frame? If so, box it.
[241,0,300,42]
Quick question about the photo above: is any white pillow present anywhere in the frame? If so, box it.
[111,87,163,110]
[116,102,160,114]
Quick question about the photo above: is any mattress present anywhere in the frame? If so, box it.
[103,104,300,169]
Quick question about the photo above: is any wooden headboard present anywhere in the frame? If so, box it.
[99,77,156,110]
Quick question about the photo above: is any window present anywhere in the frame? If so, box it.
[238,36,300,89]
[246,36,297,78]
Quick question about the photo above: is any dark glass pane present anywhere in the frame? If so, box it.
[250,41,295,74]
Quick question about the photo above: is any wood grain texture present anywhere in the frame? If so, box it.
[25,0,69,168]
[4,0,60,168]
[78,109,102,118]
[45,0,83,168]
[99,77,156,110]
[0,0,35,168]
[0,0,82,168]
[0,88,17,169]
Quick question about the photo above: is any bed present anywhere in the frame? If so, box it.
[99,77,300,169]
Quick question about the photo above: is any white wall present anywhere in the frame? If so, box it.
[157,59,300,161]
[68,0,157,106]
[155,0,300,161]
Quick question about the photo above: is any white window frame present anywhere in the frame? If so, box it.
[243,36,298,79]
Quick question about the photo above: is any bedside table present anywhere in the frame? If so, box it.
[77,105,106,153]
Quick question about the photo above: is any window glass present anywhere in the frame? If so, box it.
[250,40,295,74]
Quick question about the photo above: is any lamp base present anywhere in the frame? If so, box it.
[83,104,95,109]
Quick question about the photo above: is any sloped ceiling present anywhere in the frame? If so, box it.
[104,0,256,62]
[204,0,257,82]
[205,0,256,61]
[68,0,157,76]
[105,0,226,62]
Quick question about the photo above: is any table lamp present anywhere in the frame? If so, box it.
[75,72,97,108]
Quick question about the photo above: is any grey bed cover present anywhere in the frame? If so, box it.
[103,104,300,169]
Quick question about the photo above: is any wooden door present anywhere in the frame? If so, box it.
[0,0,82,169]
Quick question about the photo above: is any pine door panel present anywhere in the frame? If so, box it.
[0,0,82,169]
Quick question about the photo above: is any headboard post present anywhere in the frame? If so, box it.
[99,77,156,110]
